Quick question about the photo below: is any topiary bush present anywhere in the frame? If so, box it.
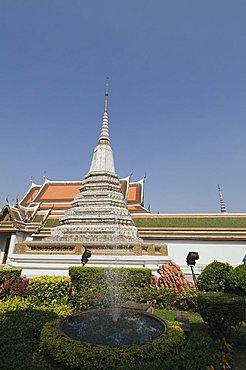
[39,319,184,370]
[27,275,70,305]
[0,268,22,284]
[197,260,233,292]
[227,264,246,296]
[197,292,246,339]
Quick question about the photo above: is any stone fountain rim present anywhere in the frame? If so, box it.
[59,308,168,347]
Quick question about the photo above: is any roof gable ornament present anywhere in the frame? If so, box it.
[218,184,227,213]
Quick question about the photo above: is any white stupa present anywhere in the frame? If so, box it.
[51,81,142,248]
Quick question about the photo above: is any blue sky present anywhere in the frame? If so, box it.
[1,1,246,213]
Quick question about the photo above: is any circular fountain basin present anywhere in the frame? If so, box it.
[60,308,167,346]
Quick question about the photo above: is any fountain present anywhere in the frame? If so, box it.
[60,267,167,346]
[59,308,167,346]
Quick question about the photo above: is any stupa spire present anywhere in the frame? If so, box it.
[218,184,227,213]
[98,79,110,144]
[88,81,116,175]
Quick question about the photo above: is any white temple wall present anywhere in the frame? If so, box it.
[7,232,32,261]
[163,239,246,274]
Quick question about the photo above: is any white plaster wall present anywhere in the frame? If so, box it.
[6,232,32,262]
[7,255,171,278]
[163,239,246,274]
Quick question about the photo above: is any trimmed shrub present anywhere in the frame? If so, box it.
[227,264,246,296]
[69,266,152,291]
[0,268,22,284]
[0,295,72,317]
[197,292,246,339]
[0,307,57,370]
[27,275,70,305]
[40,319,184,370]
[197,260,233,292]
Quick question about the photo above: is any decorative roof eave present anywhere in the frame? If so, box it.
[19,182,42,206]
[120,175,130,200]
[17,203,40,222]
[129,204,150,213]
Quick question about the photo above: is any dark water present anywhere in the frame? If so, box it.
[60,309,167,346]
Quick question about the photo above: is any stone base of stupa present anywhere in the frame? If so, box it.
[8,240,170,277]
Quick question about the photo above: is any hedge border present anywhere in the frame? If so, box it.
[40,319,184,369]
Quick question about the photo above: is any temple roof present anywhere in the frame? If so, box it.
[19,177,146,211]
[2,198,246,240]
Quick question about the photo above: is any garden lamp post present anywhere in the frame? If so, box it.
[186,251,199,289]
[81,249,92,266]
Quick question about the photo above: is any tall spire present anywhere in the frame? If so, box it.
[218,184,227,213]
[88,81,116,175]
[98,79,110,144]
[104,78,109,113]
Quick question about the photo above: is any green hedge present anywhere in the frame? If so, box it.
[0,308,57,370]
[69,266,152,291]
[69,267,153,311]
[197,292,246,339]
[0,268,22,285]
[227,264,246,296]
[27,275,70,305]
[40,319,184,370]
[0,296,73,370]
[197,261,233,292]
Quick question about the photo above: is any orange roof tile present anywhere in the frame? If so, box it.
[22,187,41,206]
[34,183,81,202]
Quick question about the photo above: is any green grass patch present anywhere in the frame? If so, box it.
[154,309,204,326]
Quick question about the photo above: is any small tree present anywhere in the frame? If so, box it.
[197,292,245,339]
[227,264,246,296]
[197,260,233,292]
